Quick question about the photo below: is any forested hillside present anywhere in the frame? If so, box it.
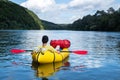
[68,7,120,31]
[41,20,68,30]
[0,0,44,30]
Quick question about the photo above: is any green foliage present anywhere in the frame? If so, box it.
[41,20,64,30]
[69,7,120,31]
[0,0,44,30]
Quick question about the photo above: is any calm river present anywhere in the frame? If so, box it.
[0,30,120,80]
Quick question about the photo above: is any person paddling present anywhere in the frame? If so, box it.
[32,35,59,55]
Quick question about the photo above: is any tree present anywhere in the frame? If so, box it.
[107,7,115,14]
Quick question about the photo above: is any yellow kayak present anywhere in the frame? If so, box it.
[31,48,69,64]
[31,58,69,78]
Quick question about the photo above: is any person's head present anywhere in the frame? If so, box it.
[42,35,49,43]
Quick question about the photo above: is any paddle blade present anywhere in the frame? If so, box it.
[72,50,88,55]
[10,49,26,54]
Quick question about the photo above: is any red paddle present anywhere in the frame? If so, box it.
[70,50,87,55]
[10,49,31,54]
[61,50,87,55]
[10,49,88,55]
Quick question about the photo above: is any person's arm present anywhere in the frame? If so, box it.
[31,46,41,54]
[48,46,60,53]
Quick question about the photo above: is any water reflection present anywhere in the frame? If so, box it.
[0,30,26,54]
[31,57,69,79]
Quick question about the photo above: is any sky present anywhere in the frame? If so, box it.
[10,0,120,24]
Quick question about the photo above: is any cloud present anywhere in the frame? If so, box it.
[68,0,114,10]
[21,0,117,24]
[21,0,56,12]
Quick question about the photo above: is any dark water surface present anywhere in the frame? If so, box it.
[0,30,120,80]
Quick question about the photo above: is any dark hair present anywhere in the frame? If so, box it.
[42,35,48,43]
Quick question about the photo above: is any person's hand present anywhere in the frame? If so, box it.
[57,50,60,54]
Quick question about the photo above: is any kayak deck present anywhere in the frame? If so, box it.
[31,48,69,64]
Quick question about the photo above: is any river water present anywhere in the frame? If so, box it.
[0,30,120,80]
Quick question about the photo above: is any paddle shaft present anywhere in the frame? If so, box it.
[61,50,87,55]
[61,51,73,53]
[11,49,87,55]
